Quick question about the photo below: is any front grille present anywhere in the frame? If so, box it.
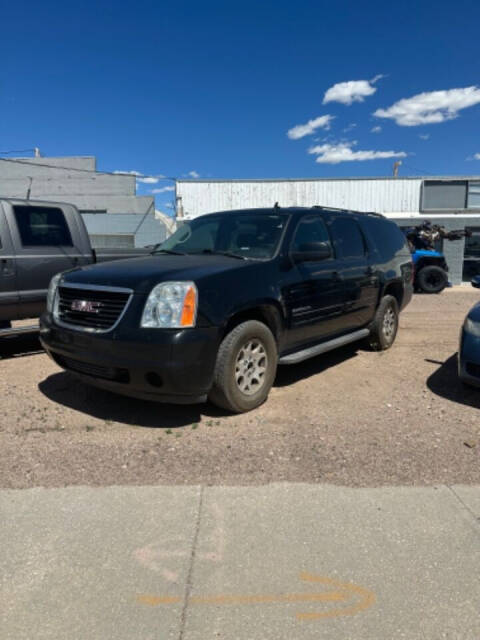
[55,354,129,383]
[466,361,480,378]
[56,285,131,331]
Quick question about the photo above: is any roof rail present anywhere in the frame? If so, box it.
[312,205,385,218]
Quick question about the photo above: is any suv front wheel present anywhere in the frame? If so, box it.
[368,295,399,351]
[208,320,278,413]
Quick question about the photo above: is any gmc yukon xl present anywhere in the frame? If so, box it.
[40,206,413,413]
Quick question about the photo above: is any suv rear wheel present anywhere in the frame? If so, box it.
[368,295,399,351]
[208,320,278,413]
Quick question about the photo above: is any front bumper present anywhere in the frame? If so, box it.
[39,313,220,403]
[458,328,480,388]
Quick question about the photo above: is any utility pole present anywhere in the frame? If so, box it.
[393,160,402,177]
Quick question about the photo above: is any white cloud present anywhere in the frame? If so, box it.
[308,141,406,164]
[151,185,175,193]
[473,153,480,160]
[418,133,430,140]
[374,86,480,126]
[113,170,165,183]
[371,125,382,133]
[137,176,159,184]
[287,114,334,140]
[323,75,384,106]
[165,203,175,209]
[188,170,200,178]
[342,123,357,133]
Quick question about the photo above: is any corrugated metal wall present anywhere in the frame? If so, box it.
[177,178,423,218]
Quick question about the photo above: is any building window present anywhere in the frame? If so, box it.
[467,182,480,209]
[463,227,480,280]
[422,180,467,211]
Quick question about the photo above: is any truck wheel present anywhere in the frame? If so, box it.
[368,295,399,351]
[208,320,278,413]
[417,266,448,293]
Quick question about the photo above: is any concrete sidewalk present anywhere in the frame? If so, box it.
[1,484,479,639]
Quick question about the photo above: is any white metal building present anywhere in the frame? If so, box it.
[176,176,480,285]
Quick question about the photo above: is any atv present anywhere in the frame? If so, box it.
[403,222,470,294]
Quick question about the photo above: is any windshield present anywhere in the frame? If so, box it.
[153,211,288,259]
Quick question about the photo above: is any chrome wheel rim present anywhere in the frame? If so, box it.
[382,306,396,339]
[234,339,268,396]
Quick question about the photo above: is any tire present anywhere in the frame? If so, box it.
[367,295,399,351]
[208,320,278,413]
[416,265,448,293]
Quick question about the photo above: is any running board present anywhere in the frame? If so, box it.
[0,323,39,337]
[278,328,370,365]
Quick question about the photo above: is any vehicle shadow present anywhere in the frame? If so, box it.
[0,333,43,360]
[38,343,362,428]
[274,342,361,387]
[426,353,480,409]
[38,371,227,429]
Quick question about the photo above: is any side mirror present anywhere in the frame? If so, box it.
[291,242,332,263]
[471,276,480,289]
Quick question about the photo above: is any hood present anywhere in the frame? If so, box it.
[61,254,252,292]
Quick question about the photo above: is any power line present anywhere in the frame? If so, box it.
[401,162,436,176]
[0,148,36,155]
[0,156,176,181]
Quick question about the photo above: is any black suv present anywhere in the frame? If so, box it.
[40,207,413,413]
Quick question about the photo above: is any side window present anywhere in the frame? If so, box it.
[13,206,73,247]
[362,217,410,261]
[329,217,366,258]
[291,216,332,254]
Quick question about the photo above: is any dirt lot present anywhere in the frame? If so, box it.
[1,289,479,489]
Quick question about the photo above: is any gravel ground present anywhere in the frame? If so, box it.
[1,289,479,489]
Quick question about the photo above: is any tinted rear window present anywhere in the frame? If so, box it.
[329,217,366,258]
[13,206,73,247]
[360,216,408,262]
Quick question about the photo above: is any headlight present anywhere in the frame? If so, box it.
[463,317,480,337]
[46,273,62,313]
[141,281,198,328]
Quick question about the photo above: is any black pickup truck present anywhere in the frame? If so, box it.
[40,206,413,413]
[0,198,148,333]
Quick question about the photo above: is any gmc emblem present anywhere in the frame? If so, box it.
[71,300,102,314]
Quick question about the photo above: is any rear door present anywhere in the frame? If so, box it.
[3,202,83,318]
[328,215,378,331]
[0,204,18,322]
[282,214,345,349]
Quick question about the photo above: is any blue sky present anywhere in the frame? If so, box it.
[2,0,480,213]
